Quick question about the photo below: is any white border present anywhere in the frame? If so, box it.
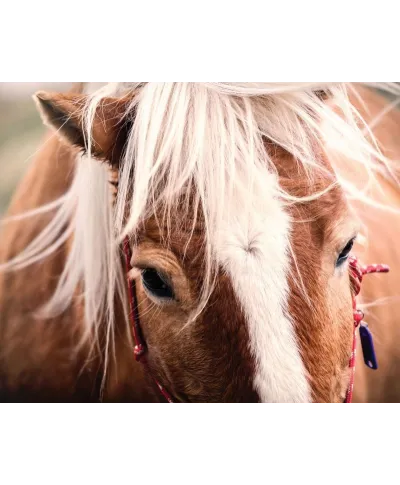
[0,405,397,485]
[1,1,399,80]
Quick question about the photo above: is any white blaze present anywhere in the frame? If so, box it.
[213,167,311,403]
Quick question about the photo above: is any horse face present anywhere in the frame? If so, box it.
[128,150,356,403]
[36,89,357,403]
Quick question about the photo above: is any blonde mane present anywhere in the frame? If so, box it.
[2,82,400,365]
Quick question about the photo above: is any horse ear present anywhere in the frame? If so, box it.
[34,91,132,166]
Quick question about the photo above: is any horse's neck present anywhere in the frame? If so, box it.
[0,133,103,401]
[0,131,155,402]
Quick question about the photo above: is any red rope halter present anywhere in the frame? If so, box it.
[345,256,389,403]
[124,236,388,404]
[123,238,174,403]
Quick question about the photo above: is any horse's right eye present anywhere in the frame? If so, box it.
[141,269,175,300]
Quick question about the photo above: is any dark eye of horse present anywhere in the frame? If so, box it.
[141,269,174,300]
[336,238,355,267]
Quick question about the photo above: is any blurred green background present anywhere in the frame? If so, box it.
[0,83,72,215]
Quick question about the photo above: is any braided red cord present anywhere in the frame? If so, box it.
[124,237,175,403]
[345,256,389,403]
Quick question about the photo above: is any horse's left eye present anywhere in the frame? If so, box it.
[141,269,175,300]
[336,238,355,267]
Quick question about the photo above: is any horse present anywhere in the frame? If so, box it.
[1,82,400,403]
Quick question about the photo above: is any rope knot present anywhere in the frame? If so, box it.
[134,344,146,361]
[354,309,364,327]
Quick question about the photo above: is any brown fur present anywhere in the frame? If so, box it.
[274,147,354,402]
[0,130,96,401]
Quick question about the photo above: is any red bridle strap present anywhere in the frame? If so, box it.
[345,256,389,404]
[123,237,174,403]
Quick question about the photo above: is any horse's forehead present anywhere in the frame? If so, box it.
[210,162,347,403]
[208,161,312,402]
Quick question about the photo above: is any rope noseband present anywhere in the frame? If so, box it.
[123,236,388,404]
